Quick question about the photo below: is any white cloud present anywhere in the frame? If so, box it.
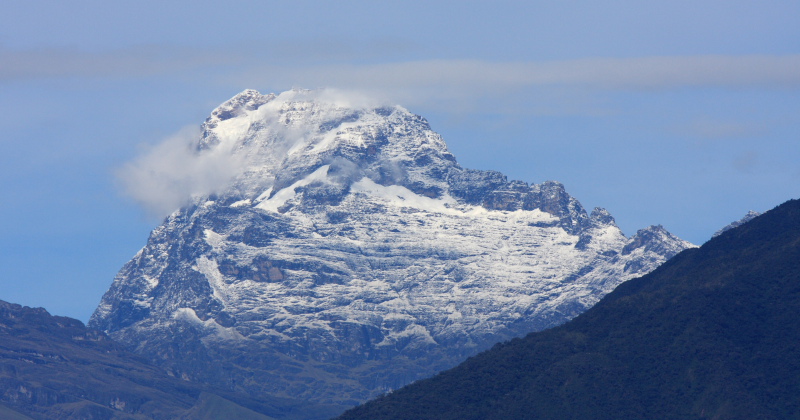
[116,125,244,217]
[276,87,391,110]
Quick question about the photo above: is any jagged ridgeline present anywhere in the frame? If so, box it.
[89,89,693,413]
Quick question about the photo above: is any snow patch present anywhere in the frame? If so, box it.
[351,177,459,214]
[256,165,331,212]
[172,307,244,341]
[376,324,437,348]
[193,256,227,304]
[203,229,226,249]
[230,199,252,207]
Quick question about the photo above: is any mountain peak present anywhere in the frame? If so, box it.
[622,225,694,257]
[590,207,616,226]
[712,210,762,238]
[207,89,275,123]
[195,89,458,204]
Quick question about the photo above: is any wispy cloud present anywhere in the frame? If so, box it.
[228,55,800,116]
[677,117,768,140]
[4,43,799,94]
[115,125,244,217]
[233,55,800,97]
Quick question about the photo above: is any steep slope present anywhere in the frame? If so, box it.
[338,198,800,420]
[0,300,336,420]
[89,89,693,408]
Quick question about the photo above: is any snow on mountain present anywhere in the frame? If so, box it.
[90,89,695,410]
[712,210,762,238]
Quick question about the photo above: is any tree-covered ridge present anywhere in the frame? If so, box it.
[338,199,800,420]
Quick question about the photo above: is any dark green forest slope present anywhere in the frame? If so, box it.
[338,199,800,420]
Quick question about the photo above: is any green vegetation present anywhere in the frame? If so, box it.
[338,199,800,420]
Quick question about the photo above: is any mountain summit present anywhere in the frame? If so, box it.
[90,89,693,413]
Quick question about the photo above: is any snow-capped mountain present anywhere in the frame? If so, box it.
[89,89,694,410]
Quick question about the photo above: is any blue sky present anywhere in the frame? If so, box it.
[1,1,799,322]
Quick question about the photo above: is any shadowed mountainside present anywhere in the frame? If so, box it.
[0,300,339,420]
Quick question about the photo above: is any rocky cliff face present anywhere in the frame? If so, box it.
[89,89,694,409]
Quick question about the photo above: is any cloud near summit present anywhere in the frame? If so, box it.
[115,88,392,217]
[106,52,800,216]
[116,125,244,218]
